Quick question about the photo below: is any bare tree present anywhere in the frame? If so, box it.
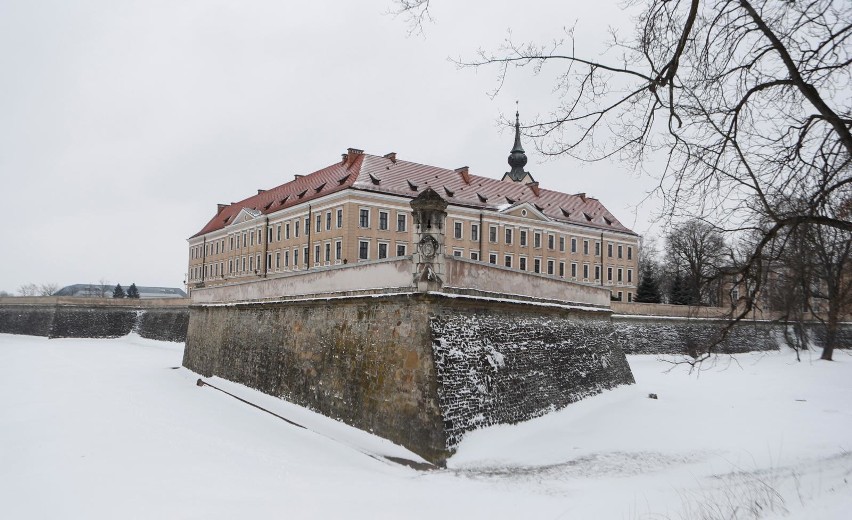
[396,0,852,361]
[665,220,727,305]
[38,283,59,296]
[17,283,38,296]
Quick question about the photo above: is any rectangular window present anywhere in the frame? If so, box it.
[571,263,577,278]
[617,268,623,282]
[336,241,342,261]
[627,292,633,302]
[470,251,479,261]
[325,243,331,262]
[305,217,310,235]
[378,243,388,259]
[285,223,291,240]
[504,255,512,268]
[452,250,462,257]
[489,253,497,264]
[397,213,407,232]
[608,243,613,258]
[520,257,528,271]
[275,252,280,269]
[295,220,300,238]
[265,253,270,269]
[595,241,601,256]
[293,249,299,267]
[454,221,463,239]
[379,211,389,231]
[617,245,623,259]
[520,230,528,247]
[534,232,541,248]
[607,267,613,281]
[285,250,290,267]
[277,225,281,241]
[315,214,321,234]
[559,261,565,277]
[228,260,233,273]
[627,246,633,260]
[229,236,234,250]
[257,229,262,244]
[257,254,261,270]
[359,209,370,228]
[326,212,332,231]
[489,225,497,243]
[583,264,589,279]
[249,256,254,272]
[250,232,255,246]
[396,244,406,257]
[534,258,541,273]
[471,223,479,242]
[505,228,513,245]
[547,260,555,275]
[337,209,343,228]
[559,236,565,252]
[548,234,555,250]
[268,227,273,244]
[242,256,246,272]
[359,240,369,260]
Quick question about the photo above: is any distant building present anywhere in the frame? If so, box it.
[188,113,640,300]
[54,284,187,299]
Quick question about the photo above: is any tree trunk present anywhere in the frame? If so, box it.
[820,307,838,361]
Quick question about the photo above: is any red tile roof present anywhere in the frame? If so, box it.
[190,151,636,238]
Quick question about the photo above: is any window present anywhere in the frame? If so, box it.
[285,250,290,267]
[471,223,479,241]
[397,213,407,232]
[547,260,555,275]
[359,240,369,260]
[257,229,262,244]
[257,254,261,270]
[520,257,528,271]
[396,244,406,257]
[264,253,270,269]
[520,230,528,247]
[489,225,498,243]
[378,242,388,259]
[627,292,633,302]
[607,267,613,281]
[250,232,255,246]
[534,232,541,248]
[359,209,370,228]
[315,214,321,234]
[504,255,512,268]
[534,258,541,273]
[336,209,343,229]
[230,236,234,250]
[379,211,389,231]
[617,291,623,301]
[595,265,601,280]
[285,223,291,240]
[559,262,565,277]
[215,242,219,255]
[303,247,308,266]
[571,263,577,278]
[593,241,600,256]
[454,221,463,239]
[305,217,310,234]
[617,268,623,282]
[325,243,331,263]
[608,243,613,258]
[489,253,497,264]
[583,264,589,279]
[277,224,281,241]
[470,251,479,261]
[249,256,254,272]
[293,249,299,267]
[242,256,246,272]
[548,234,555,250]
[268,227,273,244]
[452,250,462,257]
[326,211,332,231]
[627,246,633,260]
[335,241,342,261]
[229,260,233,273]
[295,220,300,238]
[559,236,565,252]
[505,228,513,245]
[618,245,623,259]
[275,252,280,269]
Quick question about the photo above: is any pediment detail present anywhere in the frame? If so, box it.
[499,202,550,222]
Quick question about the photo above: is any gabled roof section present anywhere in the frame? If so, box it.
[190,152,364,238]
[499,201,550,222]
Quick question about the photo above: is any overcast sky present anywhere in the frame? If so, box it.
[0,0,663,294]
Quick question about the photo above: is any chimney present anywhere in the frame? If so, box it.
[341,153,348,164]
[577,192,587,202]
[383,152,397,163]
[343,147,364,166]
[527,181,540,197]
[294,174,304,180]
[455,166,471,185]
[257,189,266,195]
[216,204,227,215]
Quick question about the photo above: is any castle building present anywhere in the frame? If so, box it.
[187,114,639,300]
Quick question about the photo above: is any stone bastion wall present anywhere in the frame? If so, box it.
[0,297,189,342]
[182,293,633,465]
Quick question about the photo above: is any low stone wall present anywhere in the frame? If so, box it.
[0,298,190,342]
[183,293,634,465]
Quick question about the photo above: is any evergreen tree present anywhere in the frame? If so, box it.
[635,266,661,303]
[669,273,688,305]
[112,284,125,298]
[126,283,140,299]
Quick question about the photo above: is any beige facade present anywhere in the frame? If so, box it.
[188,188,639,301]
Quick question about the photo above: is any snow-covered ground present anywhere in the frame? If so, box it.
[1,333,850,519]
